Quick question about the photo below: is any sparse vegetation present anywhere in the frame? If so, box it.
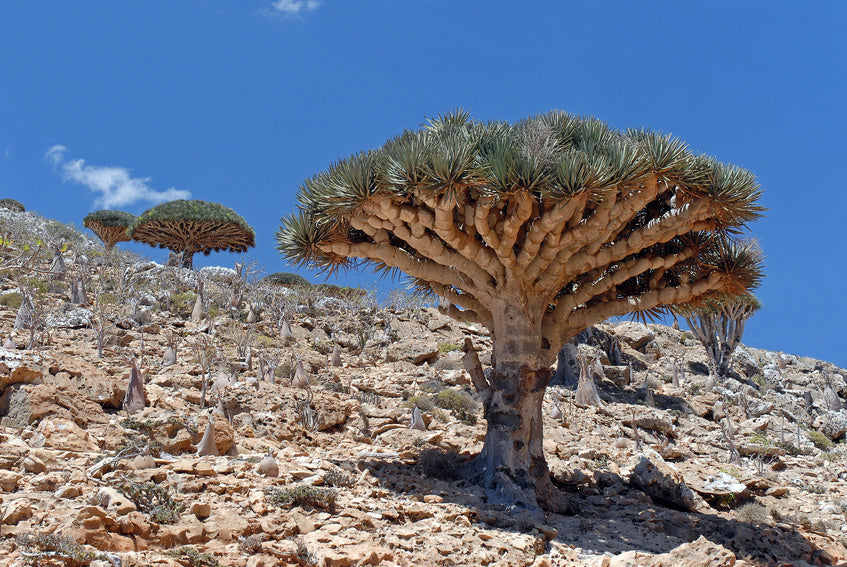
[114,480,185,524]
[266,485,337,512]
[164,547,222,567]
[806,429,834,451]
[16,532,95,567]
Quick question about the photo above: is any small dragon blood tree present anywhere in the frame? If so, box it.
[130,199,255,269]
[83,210,136,250]
[276,110,764,514]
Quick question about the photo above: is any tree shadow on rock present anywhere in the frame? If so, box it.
[337,449,842,566]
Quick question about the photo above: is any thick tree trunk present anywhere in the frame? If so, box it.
[459,302,575,515]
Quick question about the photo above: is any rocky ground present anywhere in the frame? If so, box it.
[0,234,846,566]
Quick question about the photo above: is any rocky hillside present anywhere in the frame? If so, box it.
[0,213,845,567]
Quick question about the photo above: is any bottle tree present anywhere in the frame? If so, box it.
[276,110,764,514]
[83,210,136,251]
[130,199,255,269]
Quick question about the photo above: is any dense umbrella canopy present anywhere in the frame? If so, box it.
[277,110,763,352]
[131,199,255,268]
[83,209,137,250]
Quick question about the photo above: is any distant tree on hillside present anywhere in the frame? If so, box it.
[130,200,255,269]
[83,210,136,251]
[261,272,311,287]
[675,283,762,379]
[0,199,25,213]
[276,110,764,514]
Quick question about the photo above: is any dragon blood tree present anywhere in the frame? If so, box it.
[130,200,255,269]
[674,287,762,380]
[276,110,764,513]
[83,210,136,250]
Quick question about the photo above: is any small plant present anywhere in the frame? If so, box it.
[806,430,834,451]
[749,433,771,446]
[735,502,767,523]
[323,469,355,488]
[719,466,742,479]
[437,342,460,354]
[294,538,317,567]
[433,388,478,425]
[266,485,337,512]
[238,535,263,555]
[164,546,221,567]
[405,395,435,413]
[686,383,703,396]
[0,291,24,308]
[114,480,185,524]
[16,532,95,567]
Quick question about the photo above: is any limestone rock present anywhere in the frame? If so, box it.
[813,410,847,441]
[614,322,655,351]
[628,452,704,511]
[35,417,100,452]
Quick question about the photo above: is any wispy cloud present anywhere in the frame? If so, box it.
[45,145,191,209]
[267,0,321,18]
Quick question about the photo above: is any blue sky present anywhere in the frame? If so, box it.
[1,2,845,366]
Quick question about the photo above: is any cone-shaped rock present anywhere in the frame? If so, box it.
[291,360,309,389]
[281,317,294,342]
[705,374,716,393]
[245,348,252,371]
[162,346,176,366]
[331,344,342,367]
[212,397,227,418]
[409,406,426,430]
[592,357,606,381]
[823,378,842,412]
[644,385,657,408]
[13,295,34,330]
[3,338,15,350]
[191,294,205,322]
[258,454,279,477]
[123,362,146,415]
[575,358,603,407]
[246,305,256,324]
[196,420,218,456]
[549,404,563,422]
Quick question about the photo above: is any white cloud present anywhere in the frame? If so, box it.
[45,145,191,209]
[268,0,321,17]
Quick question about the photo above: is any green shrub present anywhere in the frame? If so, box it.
[749,433,771,446]
[405,395,435,412]
[437,342,460,354]
[806,430,834,450]
[97,292,121,306]
[434,388,478,425]
[164,547,221,567]
[15,533,93,567]
[0,292,23,309]
[114,481,185,524]
[323,469,354,488]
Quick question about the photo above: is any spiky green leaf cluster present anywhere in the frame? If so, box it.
[277,110,763,272]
